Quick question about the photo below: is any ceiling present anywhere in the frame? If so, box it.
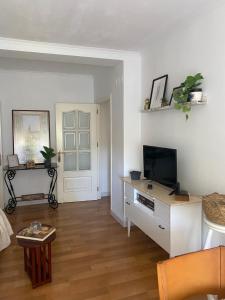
[0,0,214,51]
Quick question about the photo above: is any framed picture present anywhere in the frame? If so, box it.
[149,75,168,109]
[169,86,182,105]
[7,154,19,168]
[12,110,50,164]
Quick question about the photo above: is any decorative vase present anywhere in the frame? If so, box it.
[44,159,51,168]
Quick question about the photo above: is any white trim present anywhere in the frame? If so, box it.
[96,104,101,199]
[110,94,113,211]
[0,37,140,62]
[101,192,110,197]
[111,210,126,227]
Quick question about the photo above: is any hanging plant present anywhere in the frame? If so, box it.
[173,73,204,120]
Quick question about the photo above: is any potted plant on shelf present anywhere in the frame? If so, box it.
[40,146,56,168]
[173,73,204,120]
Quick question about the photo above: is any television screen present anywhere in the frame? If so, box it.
[143,145,177,188]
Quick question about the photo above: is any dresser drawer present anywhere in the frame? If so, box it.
[154,199,170,226]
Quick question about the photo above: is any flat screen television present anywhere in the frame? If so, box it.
[143,145,177,188]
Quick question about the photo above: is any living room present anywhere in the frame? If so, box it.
[1,1,225,299]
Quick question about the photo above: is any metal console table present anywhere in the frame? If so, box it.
[4,163,58,214]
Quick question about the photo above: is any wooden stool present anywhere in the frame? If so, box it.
[204,217,225,249]
[17,232,56,288]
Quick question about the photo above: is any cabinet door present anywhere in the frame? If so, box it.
[154,216,170,253]
[154,199,170,226]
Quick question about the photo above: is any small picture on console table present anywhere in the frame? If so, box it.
[12,110,50,164]
[150,75,168,109]
[7,154,19,168]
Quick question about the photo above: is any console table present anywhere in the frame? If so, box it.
[4,164,58,214]
[122,177,202,257]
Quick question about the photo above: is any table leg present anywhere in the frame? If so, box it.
[47,167,58,209]
[36,247,41,283]
[42,245,46,281]
[4,170,17,214]
[48,242,52,281]
[24,247,28,272]
[30,248,36,287]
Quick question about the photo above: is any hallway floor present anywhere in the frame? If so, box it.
[0,198,168,300]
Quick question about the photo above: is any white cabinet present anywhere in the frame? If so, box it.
[123,180,202,257]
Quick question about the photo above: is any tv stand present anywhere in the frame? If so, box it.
[122,177,202,257]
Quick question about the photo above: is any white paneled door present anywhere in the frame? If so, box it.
[56,104,99,203]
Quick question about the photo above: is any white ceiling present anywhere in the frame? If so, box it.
[0,0,214,51]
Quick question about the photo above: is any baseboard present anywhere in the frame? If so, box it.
[110,210,126,227]
[101,192,110,197]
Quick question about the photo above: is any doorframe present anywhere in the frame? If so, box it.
[110,94,112,209]
[96,104,101,199]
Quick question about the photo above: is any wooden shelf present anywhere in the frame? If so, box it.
[141,100,207,113]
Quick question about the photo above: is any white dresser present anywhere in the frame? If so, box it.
[122,177,202,257]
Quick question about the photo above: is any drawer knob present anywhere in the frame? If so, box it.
[158,225,165,230]
[126,202,130,206]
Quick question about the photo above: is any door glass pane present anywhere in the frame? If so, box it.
[78,111,90,129]
[63,111,76,129]
[64,132,76,151]
[64,152,77,171]
[79,152,91,170]
[79,132,90,150]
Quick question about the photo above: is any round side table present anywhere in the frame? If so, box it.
[204,217,225,249]
[17,231,56,288]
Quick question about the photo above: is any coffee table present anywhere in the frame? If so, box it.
[17,230,56,288]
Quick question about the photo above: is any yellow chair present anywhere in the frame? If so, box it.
[157,246,225,300]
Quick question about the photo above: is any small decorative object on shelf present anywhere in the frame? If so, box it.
[189,88,203,103]
[172,73,204,120]
[161,97,169,107]
[7,154,19,168]
[26,160,35,169]
[40,146,56,168]
[144,98,150,110]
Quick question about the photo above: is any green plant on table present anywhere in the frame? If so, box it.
[173,73,204,120]
[40,146,56,161]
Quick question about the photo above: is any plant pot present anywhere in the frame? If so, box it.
[130,171,141,180]
[44,159,51,168]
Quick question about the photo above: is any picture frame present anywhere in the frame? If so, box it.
[149,75,168,109]
[12,110,50,164]
[169,86,182,105]
[7,154,19,168]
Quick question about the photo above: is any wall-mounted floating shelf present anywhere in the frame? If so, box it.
[141,99,207,113]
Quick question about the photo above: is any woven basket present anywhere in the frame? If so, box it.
[203,193,225,225]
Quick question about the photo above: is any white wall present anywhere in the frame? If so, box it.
[110,62,124,223]
[141,1,225,246]
[0,58,95,201]
[99,100,110,197]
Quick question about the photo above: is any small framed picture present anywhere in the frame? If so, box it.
[169,86,182,105]
[8,154,19,168]
[150,75,168,109]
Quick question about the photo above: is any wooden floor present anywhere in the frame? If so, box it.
[0,198,168,300]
